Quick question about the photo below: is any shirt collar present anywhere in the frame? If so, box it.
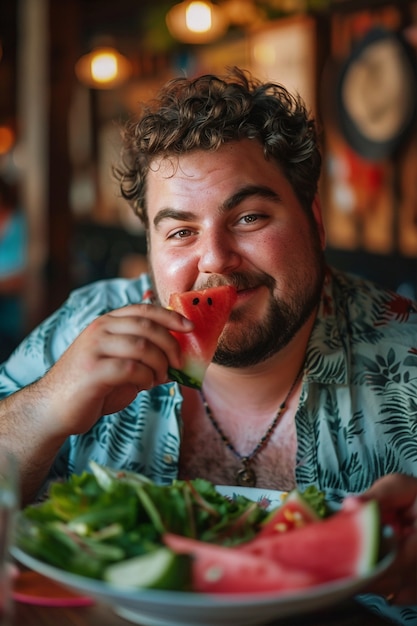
[304,268,349,386]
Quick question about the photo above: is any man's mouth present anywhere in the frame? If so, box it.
[234,285,268,308]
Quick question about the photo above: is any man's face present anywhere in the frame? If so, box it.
[146,139,326,367]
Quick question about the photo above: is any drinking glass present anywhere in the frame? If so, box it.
[0,448,18,625]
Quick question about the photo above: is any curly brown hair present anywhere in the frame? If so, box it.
[114,67,322,227]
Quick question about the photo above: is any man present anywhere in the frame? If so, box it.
[0,68,416,621]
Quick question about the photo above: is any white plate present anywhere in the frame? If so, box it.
[215,485,288,510]
[10,486,394,626]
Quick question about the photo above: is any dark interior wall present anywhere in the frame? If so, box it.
[325,248,417,298]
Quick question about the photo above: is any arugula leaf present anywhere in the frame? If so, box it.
[299,485,329,518]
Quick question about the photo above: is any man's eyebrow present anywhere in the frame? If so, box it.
[153,208,195,228]
[222,185,281,210]
[153,185,281,228]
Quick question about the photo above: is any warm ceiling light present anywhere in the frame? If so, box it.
[91,52,118,82]
[75,46,132,89]
[166,1,228,44]
[186,2,212,32]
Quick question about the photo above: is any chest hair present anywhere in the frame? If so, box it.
[178,396,298,492]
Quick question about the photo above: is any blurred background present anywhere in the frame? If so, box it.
[0,0,416,360]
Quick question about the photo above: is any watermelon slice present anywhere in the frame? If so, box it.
[164,500,381,593]
[168,285,237,389]
[241,500,381,583]
[163,533,317,594]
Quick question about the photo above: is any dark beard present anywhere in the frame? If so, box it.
[213,261,325,368]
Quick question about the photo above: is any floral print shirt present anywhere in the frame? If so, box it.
[1,267,416,625]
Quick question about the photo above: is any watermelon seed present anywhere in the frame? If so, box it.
[205,565,223,582]
[275,523,288,533]
[207,297,213,305]
[192,298,200,305]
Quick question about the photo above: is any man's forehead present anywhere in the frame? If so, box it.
[148,151,218,182]
[147,139,264,180]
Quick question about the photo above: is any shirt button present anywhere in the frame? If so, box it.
[164,454,174,464]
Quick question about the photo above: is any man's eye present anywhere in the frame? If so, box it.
[169,229,192,239]
[241,214,258,224]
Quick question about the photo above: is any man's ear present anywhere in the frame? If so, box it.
[311,195,326,250]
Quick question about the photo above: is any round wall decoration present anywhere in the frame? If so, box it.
[337,27,417,160]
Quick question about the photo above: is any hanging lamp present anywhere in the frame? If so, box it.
[75,45,132,89]
[166,1,228,44]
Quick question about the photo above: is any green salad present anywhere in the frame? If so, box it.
[15,461,327,590]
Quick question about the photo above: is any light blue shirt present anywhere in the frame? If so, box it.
[1,267,416,625]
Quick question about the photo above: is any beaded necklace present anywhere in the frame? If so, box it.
[200,368,303,487]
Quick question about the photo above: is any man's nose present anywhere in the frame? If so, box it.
[197,231,241,274]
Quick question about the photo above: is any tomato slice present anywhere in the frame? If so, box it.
[258,490,320,538]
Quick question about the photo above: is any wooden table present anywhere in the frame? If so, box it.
[10,596,395,626]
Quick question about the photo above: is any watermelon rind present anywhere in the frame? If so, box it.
[168,366,203,390]
[353,499,381,576]
[104,547,191,590]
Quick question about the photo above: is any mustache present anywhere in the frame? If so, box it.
[195,272,275,292]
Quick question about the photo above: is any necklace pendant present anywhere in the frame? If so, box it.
[236,466,257,487]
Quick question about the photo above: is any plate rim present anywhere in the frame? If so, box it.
[10,542,395,610]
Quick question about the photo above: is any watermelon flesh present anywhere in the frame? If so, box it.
[168,286,237,389]
[163,533,317,594]
[241,500,380,583]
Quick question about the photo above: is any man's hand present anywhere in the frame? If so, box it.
[39,304,193,436]
[357,473,417,604]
